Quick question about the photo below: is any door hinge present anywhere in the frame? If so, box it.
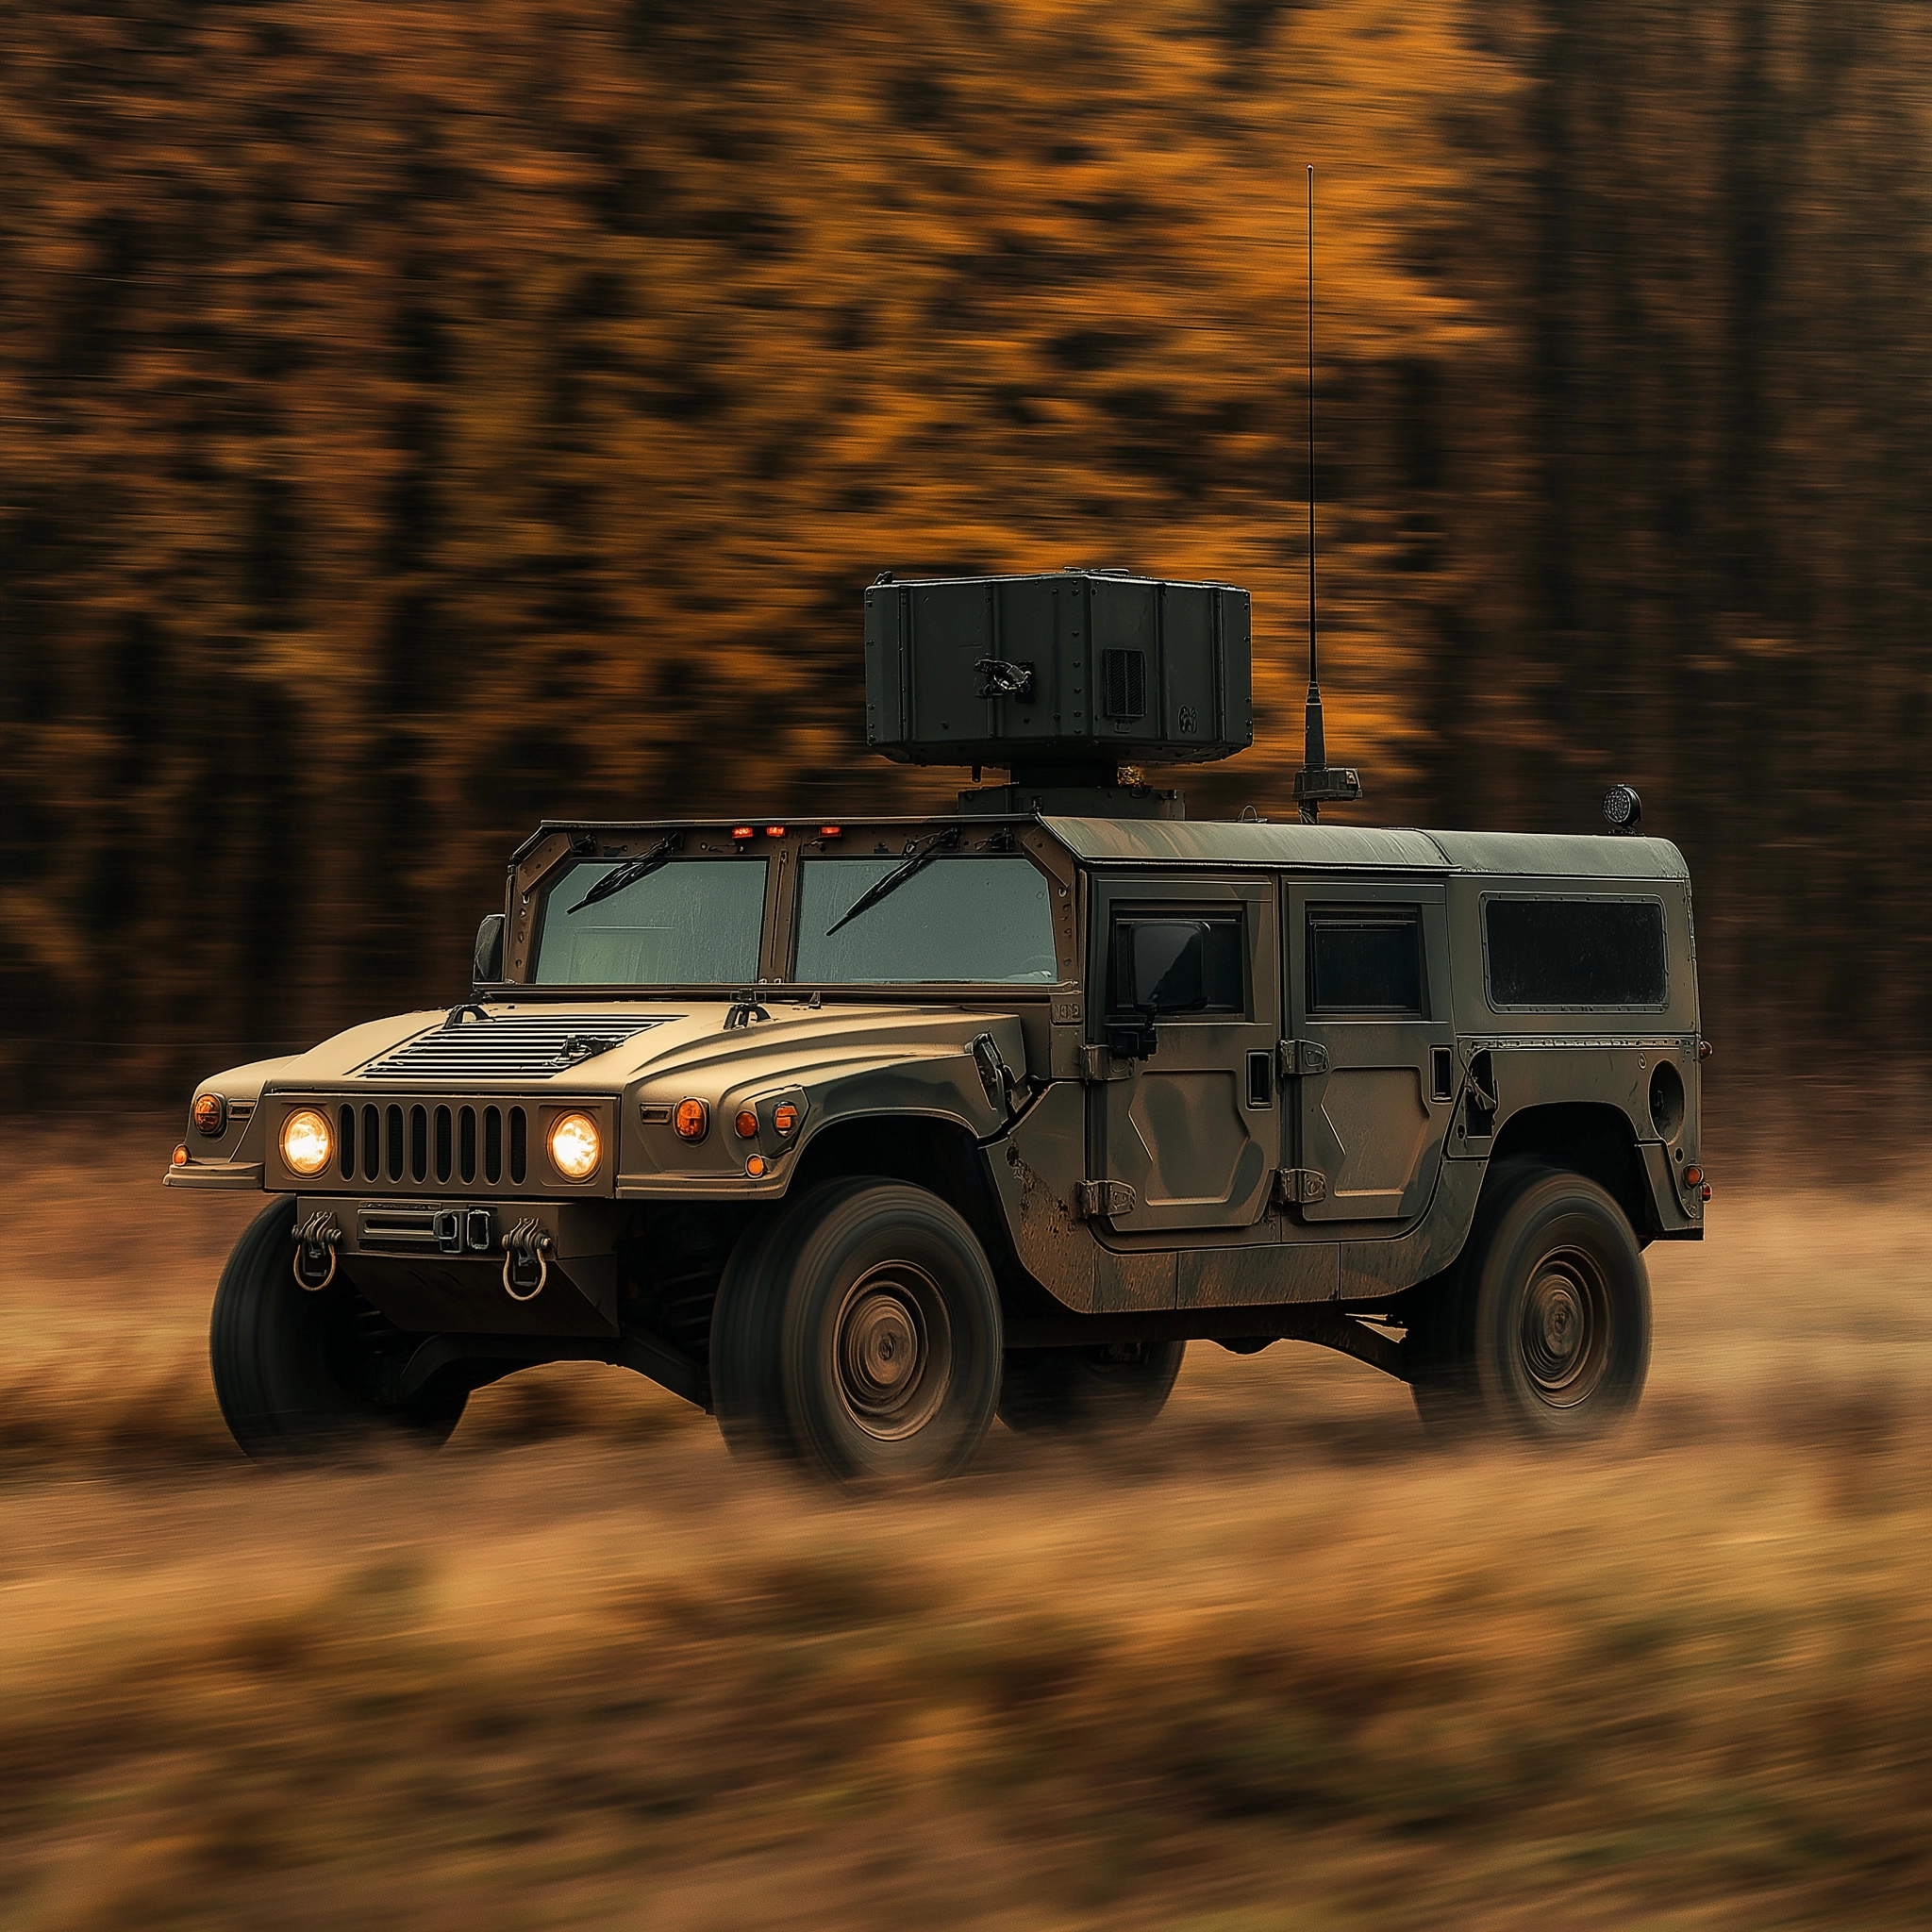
[1078,1044,1132,1083]
[1274,1167,1328,1206]
[1075,1180,1138,1220]
[1277,1039,1330,1077]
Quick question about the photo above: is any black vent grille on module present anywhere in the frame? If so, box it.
[1101,649,1147,722]
[359,1015,672,1081]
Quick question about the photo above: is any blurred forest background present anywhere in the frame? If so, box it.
[4,0,1930,1106]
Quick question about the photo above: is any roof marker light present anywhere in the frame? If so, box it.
[731,825,756,841]
[765,825,786,839]
[819,825,842,838]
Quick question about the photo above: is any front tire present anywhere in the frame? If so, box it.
[1408,1163,1650,1441]
[998,1341,1186,1434]
[210,1196,467,1459]
[708,1179,1002,1487]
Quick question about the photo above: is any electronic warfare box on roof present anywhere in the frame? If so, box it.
[862,569,1253,776]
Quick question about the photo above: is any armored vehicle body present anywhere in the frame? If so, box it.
[171,572,1703,1482]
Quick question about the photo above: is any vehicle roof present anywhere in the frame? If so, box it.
[1041,817,1690,881]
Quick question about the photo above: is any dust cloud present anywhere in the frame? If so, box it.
[3,1131,1929,1929]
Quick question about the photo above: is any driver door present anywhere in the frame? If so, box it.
[1089,876,1278,1233]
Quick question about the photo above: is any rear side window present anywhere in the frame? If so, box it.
[1485,896,1667,1008]
[1307,908,1426,1017]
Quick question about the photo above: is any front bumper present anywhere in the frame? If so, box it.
[163,1159,265,1191]
[308,1194,623,1337]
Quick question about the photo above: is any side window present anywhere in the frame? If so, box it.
[1484,896,1666,1008]
[1307,908,1426,1017]
[1108,914,1245,1018]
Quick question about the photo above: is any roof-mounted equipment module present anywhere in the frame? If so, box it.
[862,567,1253,796]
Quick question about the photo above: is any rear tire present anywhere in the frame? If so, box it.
[209,1195,467,1459]
[998,1340,1186,1434]
[1408,1161,1650,1442]
[708,1178,1003,1487]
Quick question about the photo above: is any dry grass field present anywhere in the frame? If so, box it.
[2,1126,1929,1930]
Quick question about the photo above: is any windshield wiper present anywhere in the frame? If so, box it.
[825,825,960,937]
[566,831,682,914]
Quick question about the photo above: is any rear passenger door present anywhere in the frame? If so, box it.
[1284,881,1455,1224]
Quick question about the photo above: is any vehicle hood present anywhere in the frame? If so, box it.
[248,998,1018,1095]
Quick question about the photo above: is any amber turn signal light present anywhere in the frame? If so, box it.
[1683,1165,1703,1188]
[675,1099,709,1141]
[773,1103,799,1136]
[745,1155,768,1177]
[192,1092,226,1137]
[734,1108,759,1140]
[172,1143,189,1167]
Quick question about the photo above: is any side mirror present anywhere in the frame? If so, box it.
[473,912,507,988]
[1105,922,1206,1062]
[1114,919,1213,1019]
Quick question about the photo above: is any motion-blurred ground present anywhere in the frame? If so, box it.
[2,1131,1928,1930]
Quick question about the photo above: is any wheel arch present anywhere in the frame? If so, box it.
[789,1111,1020,1280]
[1486,1102,1654,1241]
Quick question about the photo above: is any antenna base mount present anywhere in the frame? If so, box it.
[1292,766,1363,806]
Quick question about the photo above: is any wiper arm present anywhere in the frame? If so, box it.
[824,825,960,937]
[566,831,682,914]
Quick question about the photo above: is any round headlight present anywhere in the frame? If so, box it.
[192,1092,227,1138]
[281,1108,334,1176]
[548,1111,601,1180]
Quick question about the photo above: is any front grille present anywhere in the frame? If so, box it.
[332,1099,533,1189]
[360,1014,673,1081]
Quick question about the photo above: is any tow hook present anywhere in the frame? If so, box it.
[291,1210,343,1291]
[502,1217,554,1302]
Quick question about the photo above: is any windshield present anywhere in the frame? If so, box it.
[795,856,1058,984]
[532,858,766,984]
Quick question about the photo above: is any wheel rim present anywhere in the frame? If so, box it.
[834,1263,953,1441]
[1517,1245,1611,1407]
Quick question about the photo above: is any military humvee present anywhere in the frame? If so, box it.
[169,570,1703,1483]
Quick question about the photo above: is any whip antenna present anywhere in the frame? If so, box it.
[1293,165,1362,824]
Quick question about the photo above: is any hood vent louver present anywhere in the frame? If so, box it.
[359,1015,673,1081]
